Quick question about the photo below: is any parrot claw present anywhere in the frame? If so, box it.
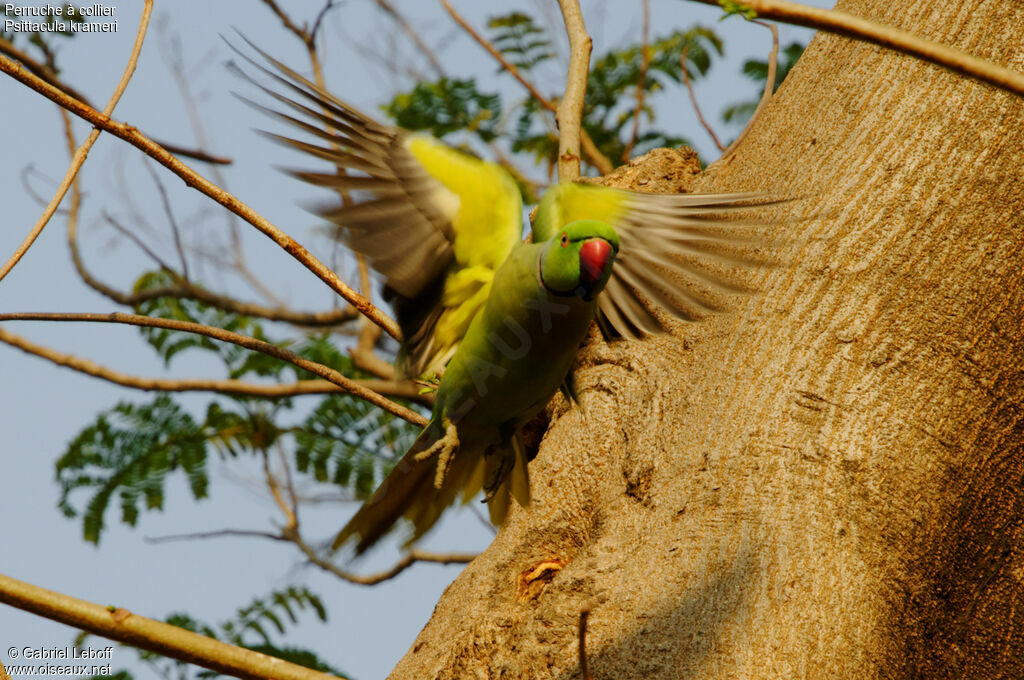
[412,421,460,490]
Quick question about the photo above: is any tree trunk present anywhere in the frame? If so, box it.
[391,0,1024,677]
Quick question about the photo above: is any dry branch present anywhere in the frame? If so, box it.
[716,19,778,162]
[439,0,613,175]
[0,36,92,105]
[622,0,651,162]
[375,0,445,77]
[692,0,1024,97]
[0,1,153,283]
[0,572,347,680]
[287,529,476,586]
[0,312,426,425]
[0,53,401,339]
[555,0,593,181]
[0,323,416,401]
[681,46,727,153]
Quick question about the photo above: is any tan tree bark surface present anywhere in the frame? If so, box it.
[391,0,1024,677]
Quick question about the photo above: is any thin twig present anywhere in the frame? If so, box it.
[717,19,777,162]
[146,526,475,587]
[145,529,285,544]
[579,607,593,680]
[160,24,280,307]
[0,36,226,165]
[0,313,427,426]
[20,165,69,211]
[71,202,356,327]
[690,0,1024,97]
[0,324,414,399]
[350,256,395,379]
[286,528,476,586]
[144,159,190,280]
[0,35,93,105]
[555,0,593,181]
[375,0,445,77]
[681,46,726,153]
[260,0,310,45]
[277,439,300,523]
[0,572,349,680]
[309,0,339,44]
[0,0,153,283]
[71,207,356,325]
[622,0,651,162]
[439,0,613,175]
[0,52,402,338]
[146,140,233,165]
[261,448,298,530]
[103,212,177,273]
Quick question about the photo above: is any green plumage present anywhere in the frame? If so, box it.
[236,42,777,555]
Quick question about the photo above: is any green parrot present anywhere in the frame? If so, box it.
[236,45,773,555]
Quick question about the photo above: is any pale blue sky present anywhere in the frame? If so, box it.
[0,2,821,678]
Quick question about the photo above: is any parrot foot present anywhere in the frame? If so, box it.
[412,422,460,490]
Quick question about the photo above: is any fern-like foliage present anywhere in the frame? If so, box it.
[722,41,805,125]
[219,586,328,646]
[133,271,276,378]
[581,26,723,162]
[58,273,421,543]
[55,394,290,543]
[56,396,210,544]
[384,19,723,173]
[384,78,502,142]
[487,12,554,71]
[294,393,416,499]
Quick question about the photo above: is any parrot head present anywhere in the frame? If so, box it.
[539,219,620,300]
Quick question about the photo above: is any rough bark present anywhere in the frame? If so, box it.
[391,0,1024,677]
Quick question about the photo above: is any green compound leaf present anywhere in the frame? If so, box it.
[384,77,503,143]
[294,393,419,499]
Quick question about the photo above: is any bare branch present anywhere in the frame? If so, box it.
[716,19,778,163]
[439,0,613,175]
[262,448,299,531]
[0,312,427,426]
[0,35,93,105]
[0,36,230,166]
[260,0,310,45]
[682,47,727,153]
[690,0,1024,98]
[309,1,339,44]
[285,527,476,586]
[555,0,593,181]
[0,53,402,339]
[145,529,285,544]
[70,201,356,327]
[144,160,190,280]
[374,0,445,77]
[0,572,349,680]
[622,0,651,162]
[0,324,400,399]
[0,0,153,283]
[146,140,233,165]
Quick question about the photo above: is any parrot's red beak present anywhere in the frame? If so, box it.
[579,238,613,288]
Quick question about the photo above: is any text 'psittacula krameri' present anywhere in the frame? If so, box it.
[237,44,777,555]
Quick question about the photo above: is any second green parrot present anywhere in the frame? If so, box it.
[238,45,773,555]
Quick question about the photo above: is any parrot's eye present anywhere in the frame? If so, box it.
[560,233,569,247]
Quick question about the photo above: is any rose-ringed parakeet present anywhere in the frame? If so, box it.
[236,45,775,555]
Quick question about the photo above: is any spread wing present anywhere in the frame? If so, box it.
[232,41,523,377]
[533,182,780,338]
